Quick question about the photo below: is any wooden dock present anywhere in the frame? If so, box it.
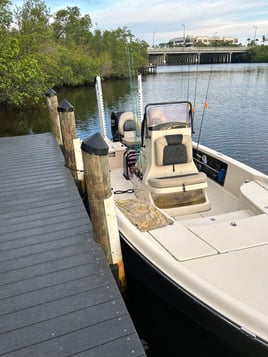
[0,133,145,356]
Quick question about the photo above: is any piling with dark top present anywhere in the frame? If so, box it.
[81,132,126,291]
[45,88,62,145]
[58,99,78,179]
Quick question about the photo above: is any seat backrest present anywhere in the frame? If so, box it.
[155,134,193,167]
[123,120,136,131]
[118,112,140,136]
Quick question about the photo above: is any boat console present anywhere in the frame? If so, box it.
[128,101,211,215]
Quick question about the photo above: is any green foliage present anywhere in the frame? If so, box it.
[246,46,268,62]
[0,34,48,106]
[0,2,148,108]
[52,6,92,45]
[0,0,12,30]
[53,44,99,86]
[14,0,51,54]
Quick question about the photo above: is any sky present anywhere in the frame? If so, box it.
[13,0,268,45]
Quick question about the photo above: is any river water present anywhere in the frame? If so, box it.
[1,63,267,355]
[1,63,267,174]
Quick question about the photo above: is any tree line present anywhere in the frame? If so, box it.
[0,0,148,108]
[246,46,268,63]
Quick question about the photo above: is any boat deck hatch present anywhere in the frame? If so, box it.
[149,221,217,261]
[188,214,268,253]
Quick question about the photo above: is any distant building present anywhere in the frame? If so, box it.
[169,35,239,47]
[169,36,192,47]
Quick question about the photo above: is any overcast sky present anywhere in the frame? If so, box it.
[14,0,268,45]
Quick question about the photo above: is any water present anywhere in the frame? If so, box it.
[1,64,267,355]
[1,63,267,174]
[79,62,268,175]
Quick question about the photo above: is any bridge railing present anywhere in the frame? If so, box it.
[147,47,247,54]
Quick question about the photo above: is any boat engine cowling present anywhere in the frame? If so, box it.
[111,111,123,142]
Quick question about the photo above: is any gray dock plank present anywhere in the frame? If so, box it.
[0,133,145,356]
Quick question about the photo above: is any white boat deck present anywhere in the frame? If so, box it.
[111,166,244,220]
[180,177,239,218]
[112,167,268,259]
[111,165,268,343]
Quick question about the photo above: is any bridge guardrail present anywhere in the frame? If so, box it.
[147,47,247,54]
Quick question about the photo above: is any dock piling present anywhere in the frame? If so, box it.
[45,88,63,145]
[57,99,78,180]
[81,133,126,291]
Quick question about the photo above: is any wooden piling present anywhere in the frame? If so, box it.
[45,88,62,145]
[81,132,126,291]
[57,99,78,179]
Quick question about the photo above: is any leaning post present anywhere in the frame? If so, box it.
[57,99,78,180]
[81,132,126,292]
[45,88,62,145]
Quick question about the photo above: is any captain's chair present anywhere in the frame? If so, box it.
[148,134,207,190]
[143,133,210,214]
[118,112,141,147]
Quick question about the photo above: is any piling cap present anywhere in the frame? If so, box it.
[45,88,57,97]
[81,132,109,156]
[58,99,74,112]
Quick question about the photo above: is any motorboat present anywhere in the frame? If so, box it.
[95,76,268,355]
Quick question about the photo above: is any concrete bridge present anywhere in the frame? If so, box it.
[147,47,248,65]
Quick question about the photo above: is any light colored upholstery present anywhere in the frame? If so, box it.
[118,112,141,147]
[149,134,208,190]
[149,172,207,188]
[155,134,192,166]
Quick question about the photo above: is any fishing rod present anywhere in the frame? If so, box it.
[192,57,199,123]
[196,60,214,153]
[125,42,141,153]
[126,42,138,117]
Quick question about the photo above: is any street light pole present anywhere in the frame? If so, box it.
[253,25,257,45]
[153,31,156,47]
[182,24,185,46]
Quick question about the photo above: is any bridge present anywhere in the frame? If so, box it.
[147,47,248,65]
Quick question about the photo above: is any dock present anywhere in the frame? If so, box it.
[147,64,157,74]
[0,133,145,356]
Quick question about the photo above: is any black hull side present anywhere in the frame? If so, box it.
[120,235,268,356]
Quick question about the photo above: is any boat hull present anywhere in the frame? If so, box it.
[120,233,268,356]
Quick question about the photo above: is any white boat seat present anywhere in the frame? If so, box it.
[148,134,207,191]
[155,134,193,166]
[118,112,141,147]
[149,172,207,189]
[238,180,268,214]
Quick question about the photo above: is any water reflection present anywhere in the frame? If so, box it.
[0,63,267,173]
[0,107,50,136]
